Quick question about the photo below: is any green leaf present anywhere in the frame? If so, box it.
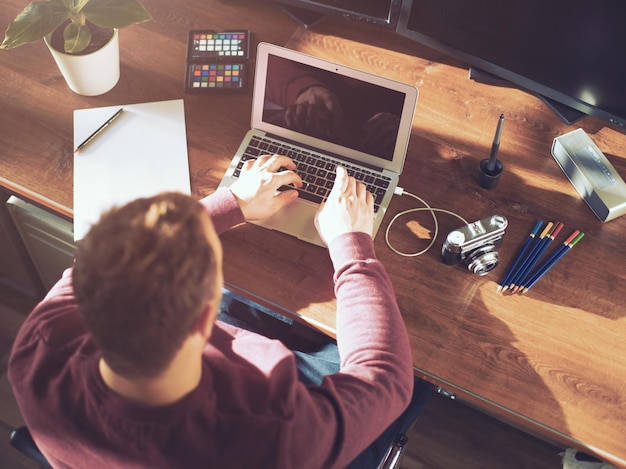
[1,1,70,49]
[1,0,150,51]
[64,0,91,14]
[82,0,152,29]
[63,21,91,53]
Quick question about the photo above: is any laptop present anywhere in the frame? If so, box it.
[217,42,418,246]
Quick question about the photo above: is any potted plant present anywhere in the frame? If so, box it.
[1,0,152,96]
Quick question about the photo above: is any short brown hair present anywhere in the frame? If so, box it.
[73,192,219,378]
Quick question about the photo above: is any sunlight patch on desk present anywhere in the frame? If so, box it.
[405,219,432,239]
[506,160,583,198]
[478,284,626,462]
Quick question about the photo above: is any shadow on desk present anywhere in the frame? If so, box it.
[394,126,625,319]
[379,129,625,458]
[385,235,572,448]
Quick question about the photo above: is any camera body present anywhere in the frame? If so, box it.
[441,215,507,275]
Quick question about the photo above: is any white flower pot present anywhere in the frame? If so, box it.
[44,29,120,96]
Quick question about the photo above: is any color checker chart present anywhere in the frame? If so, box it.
[188,31,249,60]
[184,29,250,93]
[188,63,244,90]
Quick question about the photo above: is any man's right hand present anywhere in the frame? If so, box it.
[314,166,374,246]
[229,154,302,221]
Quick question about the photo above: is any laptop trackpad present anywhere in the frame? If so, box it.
[254,199,324,247]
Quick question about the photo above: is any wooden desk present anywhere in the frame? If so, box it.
[2,0,625,466]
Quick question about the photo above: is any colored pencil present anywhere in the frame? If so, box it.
[507,221,553,292]
[511,222,563,293]
[519,231,584,295]
[497,220,543,293]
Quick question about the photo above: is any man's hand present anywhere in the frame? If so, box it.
[315,166,374,245]
[229,155,302,221]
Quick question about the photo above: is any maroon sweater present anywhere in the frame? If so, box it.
[9,189,414,468]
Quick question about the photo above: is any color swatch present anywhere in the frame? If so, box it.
[188,63,245,90]
[184,29,250,93]
[190,32,248,59]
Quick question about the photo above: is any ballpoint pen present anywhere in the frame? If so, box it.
[74,108,124,154]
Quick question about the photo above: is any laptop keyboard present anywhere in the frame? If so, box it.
[232,135,391,212]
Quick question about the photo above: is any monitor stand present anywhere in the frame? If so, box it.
[277,4,326,29]
[468,67,585,125]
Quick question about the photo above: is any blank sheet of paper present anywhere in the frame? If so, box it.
[73,99,190,240]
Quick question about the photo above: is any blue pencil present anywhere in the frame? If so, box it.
[508,221,553,292]
[520,231,584,295]
[497,220,543,293]
[512,222,563,293]
[525,230,580,286]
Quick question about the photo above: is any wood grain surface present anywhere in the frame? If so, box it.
[1,0,625,466]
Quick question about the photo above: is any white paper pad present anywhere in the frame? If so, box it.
[73,99,190,240]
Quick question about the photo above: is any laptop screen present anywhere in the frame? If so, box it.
[262,54,405,162]
[253,43,418,173]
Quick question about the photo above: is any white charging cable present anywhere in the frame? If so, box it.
[385,186,469,257]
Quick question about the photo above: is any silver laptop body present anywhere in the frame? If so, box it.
[217,43,418,246]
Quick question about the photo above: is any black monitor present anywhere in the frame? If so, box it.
[273,0,402,29]
[395,0,626,128]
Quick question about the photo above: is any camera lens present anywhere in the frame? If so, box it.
[465,245,499,276]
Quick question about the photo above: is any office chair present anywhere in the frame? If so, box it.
[10,426,52,469]
[11,426,407,469]
[377,434,409,469]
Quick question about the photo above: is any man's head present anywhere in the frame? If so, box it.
[73,192,223,379]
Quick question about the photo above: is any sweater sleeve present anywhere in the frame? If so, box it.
[278,232,415,468]
[330,232,414,460]
[198,188,245,234]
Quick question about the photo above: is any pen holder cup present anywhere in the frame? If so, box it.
[478,159,503,189]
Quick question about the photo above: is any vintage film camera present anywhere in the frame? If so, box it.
[441,215,508,275]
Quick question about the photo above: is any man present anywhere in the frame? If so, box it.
[9,154,427,468]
